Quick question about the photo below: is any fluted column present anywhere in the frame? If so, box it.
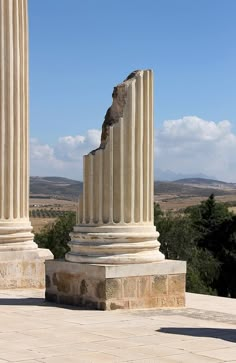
[0,0,37,251]
[67,70,164,264]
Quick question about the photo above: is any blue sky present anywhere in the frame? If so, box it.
[29,0,236,181]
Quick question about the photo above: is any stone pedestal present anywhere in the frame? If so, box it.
[0,0,53,288]
[0,249,52,289]
[46,260,186,310]
[46,70,186,309]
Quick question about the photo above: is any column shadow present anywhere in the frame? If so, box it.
[0,297,100,310]
[157,327,236,343]
[0,297,46,306]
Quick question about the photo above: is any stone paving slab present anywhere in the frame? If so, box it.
[0,289,235,362]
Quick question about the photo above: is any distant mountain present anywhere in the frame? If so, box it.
[156,169,216,181]
[154,178,236,197]
[39,176,80,185]
[174,178,236,187]
[30,176,83,200]
[30,176,236,201]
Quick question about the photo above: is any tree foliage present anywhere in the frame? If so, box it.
[155,204,219,294]
[155,195,236,297]
[34,211,76,259]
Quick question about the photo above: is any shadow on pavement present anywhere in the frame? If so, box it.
[0,297,47,306]
[0,297,101,310]
[158,327,236,343]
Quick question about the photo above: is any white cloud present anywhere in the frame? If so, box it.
[30,117,236,182]
[30,138,54,160]
[156,116,236,182]
[58,135,85,145]
[30,129,101,180]
[54,129,101,162]
[87,129,101,145]
[159,116,232,142]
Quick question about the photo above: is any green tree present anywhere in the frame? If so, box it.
[186,194,232,250]
[154,205,220,294]
[34,212,76,259]
[185,194,236,297]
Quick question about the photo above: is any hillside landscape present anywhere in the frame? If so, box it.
[29,176,236,224]
[30,176,236,199]
[30,176,83,200]
[154,178,236,211]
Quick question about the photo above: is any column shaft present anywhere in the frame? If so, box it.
[0,0,35,249]
[134,74,143,223]
[75,70,155,227]
[68,70,164,264]
[149,71,154,222]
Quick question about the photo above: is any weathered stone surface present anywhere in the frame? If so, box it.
[137,276,150,298]
[129,297,158,309]
[45,260,186,310]
[176,295,185,306]
[52,272,72,294]
[106,279,122,299]
[168,274,186,295]
[96,281,106,299]
[151,275,168,295]
[123,278,137,298]
[0,258,47,289]
[80,279,88,295]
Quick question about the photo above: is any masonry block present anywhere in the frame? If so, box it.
[45,259,186,310]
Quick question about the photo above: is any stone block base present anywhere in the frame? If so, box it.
[45,260,186,310]
[0,249,53,289]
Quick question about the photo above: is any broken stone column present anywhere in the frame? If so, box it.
[66,70,164,264]
[0,0,53,288]
[46,70,186,309]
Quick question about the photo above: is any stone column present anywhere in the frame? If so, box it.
[46,70,186,310]
[0,0,52,288]
[66,70,164,264]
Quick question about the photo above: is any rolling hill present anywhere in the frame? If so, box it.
[154,178,236,197]
[174,177,236,188]
[30,176,236,200]
[30,176,83,200]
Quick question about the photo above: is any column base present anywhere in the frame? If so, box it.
[45,259,186,310]
[67,224,165,264]
[0,248,53,289]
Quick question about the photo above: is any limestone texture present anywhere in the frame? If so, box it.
[46,260,186,310]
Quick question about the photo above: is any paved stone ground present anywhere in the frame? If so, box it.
[0,289,235,362]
